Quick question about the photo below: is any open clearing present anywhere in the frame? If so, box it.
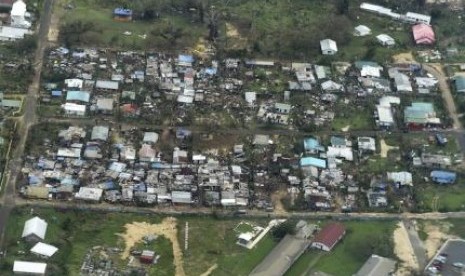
[380,139,399,158]
[118,218,185,276]
[392,52,417,64]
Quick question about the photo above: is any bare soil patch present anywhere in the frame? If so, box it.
[380,139,399,158]
[392,52,417,64]
[117,217,185,276]
[393,222,419,275]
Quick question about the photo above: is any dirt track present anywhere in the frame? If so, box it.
[394,222,419,275]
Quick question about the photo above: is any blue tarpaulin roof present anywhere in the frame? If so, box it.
[66,90,90,103]
[430,170,456,184]
[51,90,62,97]
[205,68,217,75]
[114,8,132,16]
[178,55,194,63]
[304,138,324,151]
[300,157,326,168]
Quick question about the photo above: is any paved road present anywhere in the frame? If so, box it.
[12,198,465,221]
[403,219,428,270]
[0,0,54,250]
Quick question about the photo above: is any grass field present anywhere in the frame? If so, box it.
[0,207,169,275]
[311,220,396,276]
[331,107,374,131]
[448,219,465,238]
[0,207,276,276]
[56,0,414,61]
[416,182,465,212]
[60,0,206,50]
[177,217,275,276]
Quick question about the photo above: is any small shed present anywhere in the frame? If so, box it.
[354,25,371,36]
[320,39,338,55]
[140,250,155,264]
[376,34,395,46]
[113,8,132,21]
[22,217,48,243]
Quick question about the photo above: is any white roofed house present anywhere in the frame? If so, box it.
[75,187,103,202]
[64,78,83,90]
[354,25,371,36]
[62,102,86,116]
[0,26,32,41]
[30,242,58,258]
[143,132,159,144]
[393,73,413,92]
[375,96,400,129]
[22,217,48,243]
[376,34,395,46]
[13,261,47,275]
[95,80,119,92]
[91,125,109,141]
[321,80,343,92]
[171,191,192,204]
[320,39,338,55]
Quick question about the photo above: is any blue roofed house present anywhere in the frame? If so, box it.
[178,54,194,66]
[303,138,325,154]
[113,8,132,21]
[66,91,91,103]
[300,157,326,169]
[454,76,465,93]
[430,170,456,184]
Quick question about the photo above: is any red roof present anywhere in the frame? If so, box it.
[412,24,435,45]
[0,0,14,7]
[313,223,346,250]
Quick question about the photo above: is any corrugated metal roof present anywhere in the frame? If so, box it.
[22,217,48,240]
[300,157,326,168]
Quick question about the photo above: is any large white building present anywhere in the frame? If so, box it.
[22,217,48,243]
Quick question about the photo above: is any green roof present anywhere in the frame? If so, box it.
[404,102,436,123]
[455,76,465,92]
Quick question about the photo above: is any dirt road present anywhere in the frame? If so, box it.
[423,64,462,130]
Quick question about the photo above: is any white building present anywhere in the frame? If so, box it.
[75,187,103,202]
[394,73,413,92]
[62,103,86,116]
[13,261,47,275]
[10,0,30,28]
[30,242,58,258]
[354,25,371,36]
[0,26,32,41]
[320,39,338,55]
[376,34,395,46]
[375,96,400,128]
[404,12,431,25]
[22,217,48,243]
